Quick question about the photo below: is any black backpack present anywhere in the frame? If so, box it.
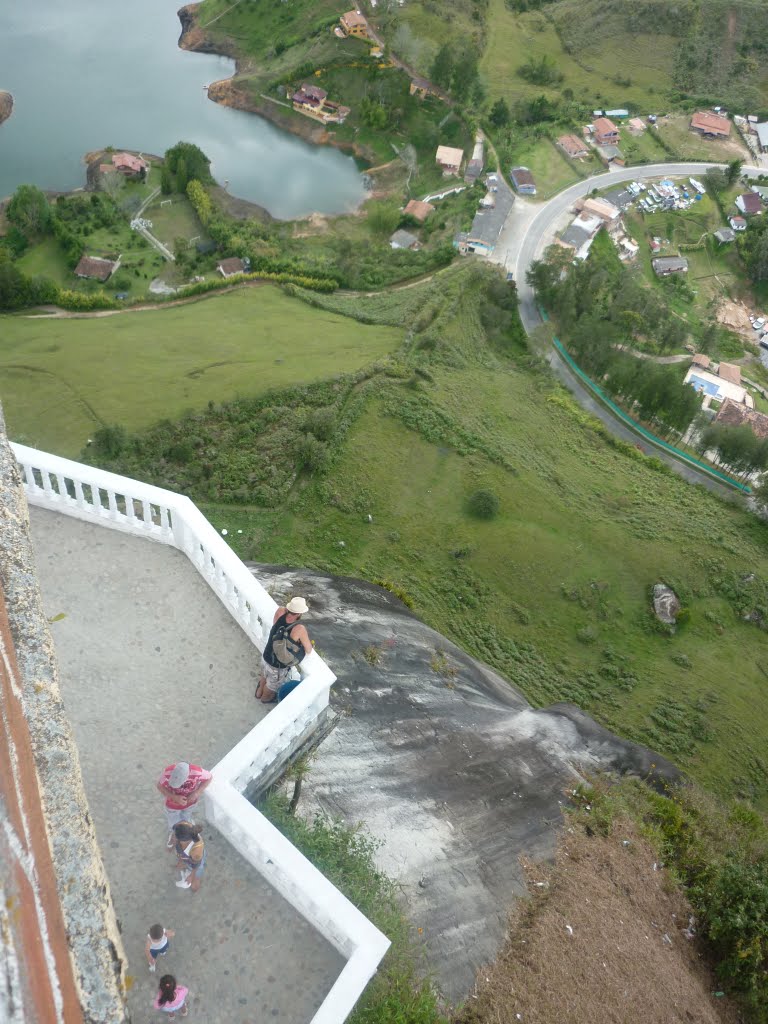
[268,620,306,668]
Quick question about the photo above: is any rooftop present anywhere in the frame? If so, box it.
[557,134,588,157]
[389,229,420,249]
[717,361,742,385]
[690,110,731,135]
[466,185,515,249]
[74,255,118,281]
[593,116,618,135]
[436,145,464,168]
[737,192,762,215]
[510,167,535,187]
[28,506,344,1023]
[403,199,434,223]
[715,397,768,438]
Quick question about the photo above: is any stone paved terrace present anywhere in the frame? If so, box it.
[28,506,344,1024]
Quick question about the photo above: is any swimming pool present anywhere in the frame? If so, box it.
[688,374,720,397]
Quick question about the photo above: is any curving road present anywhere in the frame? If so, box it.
[490,161,762,496]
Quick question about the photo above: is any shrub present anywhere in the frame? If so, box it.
[91,424,127,458]
[304,407,337,442]
[297,435,328,474]
[260,795,444,1024]
[467,489,500,520]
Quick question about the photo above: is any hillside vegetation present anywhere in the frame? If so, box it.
[52,263,768,812]
[0,287,401,454]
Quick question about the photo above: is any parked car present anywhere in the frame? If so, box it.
[753,317,766,331]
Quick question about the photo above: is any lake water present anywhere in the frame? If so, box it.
[0,0,365,218]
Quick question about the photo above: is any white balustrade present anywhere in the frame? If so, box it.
[11,442,390,1024]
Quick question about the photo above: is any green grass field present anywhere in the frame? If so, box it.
[143,196,207,251]
[655,115,750,162]
[506,137,585,198]
[13,258,768,807]
[17,239,72,286]
[0,286,401,454]
[207,356,768,808]
[480,0,670,111]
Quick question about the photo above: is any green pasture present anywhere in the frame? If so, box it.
[211,362,768,807]
[0,286,402,455]
[506,137,584,198]
[480,0,669,111]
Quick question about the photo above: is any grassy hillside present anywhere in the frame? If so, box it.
[0,286,401,454]
[55,262,768,810]
[481,0,768,111]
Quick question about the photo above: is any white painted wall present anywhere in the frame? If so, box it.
[11,443,390,1024]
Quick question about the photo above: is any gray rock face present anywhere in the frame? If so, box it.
[251,565,680,1004]
[652,583,680,626]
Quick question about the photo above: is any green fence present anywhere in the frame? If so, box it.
[550,335,751,494]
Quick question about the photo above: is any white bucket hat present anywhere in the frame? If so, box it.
[169,761,191,788]
[286,597,309,615]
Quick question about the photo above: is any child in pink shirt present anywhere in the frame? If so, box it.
[153,974,189,1018]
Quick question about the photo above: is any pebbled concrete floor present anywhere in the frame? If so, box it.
[28,507,343,1024]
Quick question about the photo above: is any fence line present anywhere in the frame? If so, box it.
[549,340,751,493]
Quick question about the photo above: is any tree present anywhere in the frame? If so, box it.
[186,179,213,226]
[451,51,479,102]
[517,55,564,86]
[91,424,127,459]
[7,184,51,239]
[175,157,189,195]
[467,489,500,520]
[726,158,743,185]
[745,229,768,282]
[430,44,454,90]
[100,169,124,201]
[160,165,173,195]
[366,202,400,240]
[0,248,32,310]
[704,167,727,194]
[489,97,510,128]
[164,141,212,184]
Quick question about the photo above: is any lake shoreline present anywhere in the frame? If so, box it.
[0,91,13,126]
[177,4,376,166]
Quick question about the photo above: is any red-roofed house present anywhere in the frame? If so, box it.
[736,192,762,216]
[557,134,589,159]
[715,398,768,439]
[592,117,619,145]
[690,111,731,138]
[74,255,120,281]
[111,152,148,177]
[403,199,435,223]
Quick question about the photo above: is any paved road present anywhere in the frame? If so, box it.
[489,161,763,497]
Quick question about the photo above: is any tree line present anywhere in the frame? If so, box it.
[528,239,701,438]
